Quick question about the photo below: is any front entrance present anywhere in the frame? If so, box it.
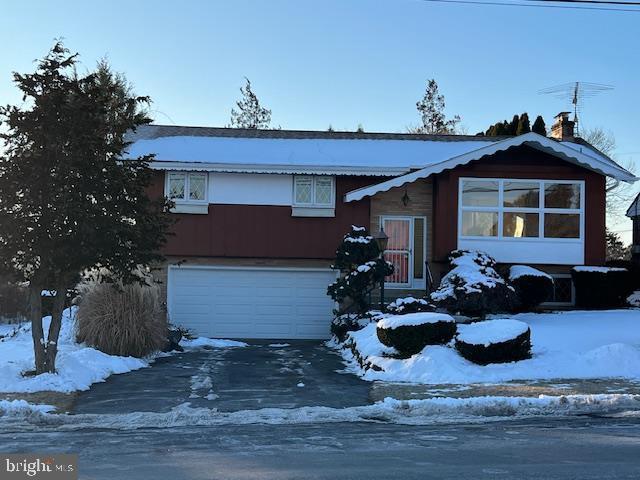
[381,216,427,290]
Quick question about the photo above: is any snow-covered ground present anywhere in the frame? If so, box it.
[0,308,245,394]
[338,309,640,384]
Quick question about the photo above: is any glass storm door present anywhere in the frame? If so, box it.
[382,218,412,286]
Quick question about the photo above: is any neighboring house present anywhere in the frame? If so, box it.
[627,192,640,264]
[126,113,637,339]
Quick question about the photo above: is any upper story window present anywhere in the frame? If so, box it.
[166,172,207,203]
[459,178,583,240]
[293,175,335,207]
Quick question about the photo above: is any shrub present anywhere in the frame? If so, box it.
[509,265,554,311]
[455,319,531,365]
[376,312,456,357]
[76,269,168,357]
[431,250,516,317]
[327,226,394,315]
[0,281,28,323]
[386,297,435,315]
[571,266,633,309]
[331,313,374,342]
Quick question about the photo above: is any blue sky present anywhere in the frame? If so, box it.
[1,0,638,238]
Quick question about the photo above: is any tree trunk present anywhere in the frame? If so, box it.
[44,284,67,373]
[29,284,47,375]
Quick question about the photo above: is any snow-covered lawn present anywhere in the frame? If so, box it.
[337,309,640,384]
[0,308,245,394]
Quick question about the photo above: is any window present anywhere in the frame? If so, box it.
[293,176,335,207]
[459,178,583,241]
[167,172,207,203]
[544,275,575,305]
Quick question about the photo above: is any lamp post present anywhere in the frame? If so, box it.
[373,227,389,313]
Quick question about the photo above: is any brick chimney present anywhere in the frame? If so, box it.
[550,112,575,141]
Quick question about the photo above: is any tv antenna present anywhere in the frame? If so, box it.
[537,81,614,137]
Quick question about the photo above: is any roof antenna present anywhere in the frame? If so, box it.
[537,82,614,137]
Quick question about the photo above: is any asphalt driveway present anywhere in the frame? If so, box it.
[72,340,373,414]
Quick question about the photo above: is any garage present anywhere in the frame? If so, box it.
[167,266,338,339]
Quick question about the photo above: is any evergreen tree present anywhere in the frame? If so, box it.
[532,115,546,136]
[516,112,531,135]
[228,77,272,129]
[606,229,631,260]
[414,79,461,134]
[356,124,364,133]
[508,114,520,135]
[0,43,172,374]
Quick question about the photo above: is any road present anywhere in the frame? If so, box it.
[1,415,640,479]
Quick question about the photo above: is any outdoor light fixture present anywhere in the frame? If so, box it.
[401,189,410,206]
[372,227,389,312]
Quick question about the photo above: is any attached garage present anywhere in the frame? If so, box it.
[167,266,338,339]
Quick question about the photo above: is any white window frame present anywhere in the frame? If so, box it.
[165,171,208,205]
[458,178,585,243]
[293,175,335,208]
[381,216,428,290]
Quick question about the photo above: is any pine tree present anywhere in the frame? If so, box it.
[228,77,272,129]
[516,112,531,135]
[414,79,461,134]
[532,115,546,136]
[606,229,631,260]
[0,43,172,374]
[356,124,364,133]
[508,115,520,135]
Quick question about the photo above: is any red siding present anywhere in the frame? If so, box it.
[433,145,606,265]
[150,173,373,260]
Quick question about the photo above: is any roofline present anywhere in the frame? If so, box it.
[148,160,410,177]
[131,124,509,142]
[344,132,638,203]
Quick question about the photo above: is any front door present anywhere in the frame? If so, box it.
[382,217,412,287]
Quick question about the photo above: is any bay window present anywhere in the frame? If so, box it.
[459,178,583,240]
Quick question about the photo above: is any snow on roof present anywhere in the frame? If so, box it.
[345,133,637,202]
[124,125,500,176]
[627,193,640,218]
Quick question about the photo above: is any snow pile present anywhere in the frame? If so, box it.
[457,320,529,347]
[0,399,55,417]
[181,337,247,349]
[0,308,245,393]
[3,394,639,429]
[339,310,640,384]
[573,266,627,273]
[509,265,553,281]
[628,291,640,307]
[377,312,455,329]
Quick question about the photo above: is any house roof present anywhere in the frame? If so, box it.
[627,192,640,218]
[125,125,504,176]
[344,132,638,202]
[125,125,636,182]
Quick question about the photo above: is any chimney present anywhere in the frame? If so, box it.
[550,112,575,141]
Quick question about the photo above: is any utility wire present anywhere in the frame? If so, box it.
[417,0,640,12]
[523,0,640,4]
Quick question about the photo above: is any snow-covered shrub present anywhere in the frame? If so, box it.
[386,296,435,315]
[331,313,375,342]
[376,312,456,357]
[628,291,640,308]
[571,266,633,309]
[327,225,394,315]
[455,319,531,365]
[76,269,167,357]
[430,250,516,317]
[509,265,554,311]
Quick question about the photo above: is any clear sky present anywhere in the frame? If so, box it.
[1,0,638,239]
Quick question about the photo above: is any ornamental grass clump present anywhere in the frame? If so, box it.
[76,269,167,358]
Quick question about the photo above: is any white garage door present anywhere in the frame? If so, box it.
[168,266,337,339]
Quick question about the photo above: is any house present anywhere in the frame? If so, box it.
[627,192,640,265]
[126,113,637,339]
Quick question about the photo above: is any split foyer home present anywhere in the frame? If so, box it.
[125,113,637,339]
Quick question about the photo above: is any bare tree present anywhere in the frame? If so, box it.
[582,127,636,221]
